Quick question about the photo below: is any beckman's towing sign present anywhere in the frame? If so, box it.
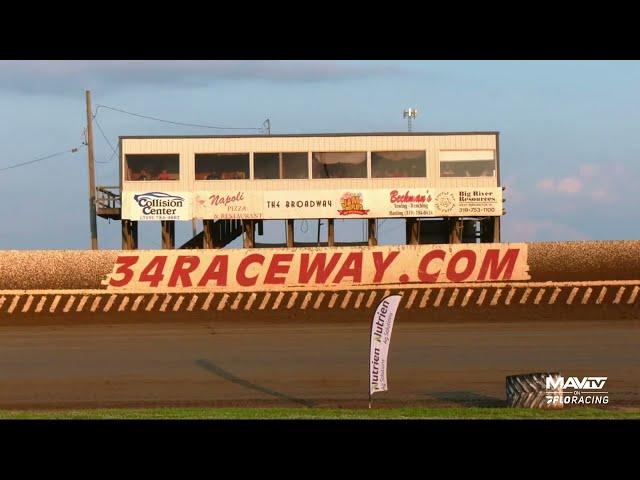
[103,243,530,292]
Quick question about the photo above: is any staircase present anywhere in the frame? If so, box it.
[180,219,244,249]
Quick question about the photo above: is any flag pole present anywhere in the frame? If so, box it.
[368,296,374,410]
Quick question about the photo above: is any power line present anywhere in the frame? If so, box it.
[0,146,84,173]
[94,117,118,156]
[93,116,118,165]
[94,104,264,131]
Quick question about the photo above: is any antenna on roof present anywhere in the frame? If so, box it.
[403,108,418,132]
[263,119,271,135]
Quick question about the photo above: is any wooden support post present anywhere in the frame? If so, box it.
[407,218,419,245]
[286,219,294,247]
[449,217,463,244]
[493,217,501,243]
[122,219,138,250]
[368,218,377,246]
[257,220,264,236]
[327,219,335,247]
[203,220,215,249]
[243,220,255,248]
[161,220,175,249]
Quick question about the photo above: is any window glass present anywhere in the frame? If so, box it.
[125,154,180,181]
[254,153,280,179]
[440,160,495,177]
[282,152,308,179]
[371,151,426,178]
[312,152,367,179]
[195,153,250,180]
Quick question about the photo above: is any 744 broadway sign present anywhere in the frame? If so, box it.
[103,243,530,292]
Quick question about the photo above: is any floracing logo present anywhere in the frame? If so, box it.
[338,192,370,216]
[133,192,185,216]
[545,375,609,406]
[435,191,455,213]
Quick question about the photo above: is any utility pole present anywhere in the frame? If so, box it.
[85,90,98,250]
[263,118,271,135]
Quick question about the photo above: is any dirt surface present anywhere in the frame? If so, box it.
[1,318,638,410]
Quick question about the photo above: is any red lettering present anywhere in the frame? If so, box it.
[446,250,476,282]
[236,253,265,287]
[333,252,363,283]
[372,251,400,283]
[139,256,167,287]
[168,256,200,287]
[478,248,520,281]
[109,256,138,287]
[417,250,445,282]
[390,190,426,203]
[197,255,229,287]
[264,254,294,285]
[298,253,342,284]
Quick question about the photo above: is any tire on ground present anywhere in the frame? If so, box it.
[506,372,563,409]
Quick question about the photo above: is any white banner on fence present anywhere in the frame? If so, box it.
[191,187,503,220]
[369,294,403,400]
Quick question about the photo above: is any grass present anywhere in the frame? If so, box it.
[1,406,639,420]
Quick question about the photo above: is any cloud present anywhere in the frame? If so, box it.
[556,177,582,194]
[533,162,639,203]
[536,176,581,194]
[505,218,590,242]
[579,164,596,178]
[536,178,555,191]
[0,61,408,96]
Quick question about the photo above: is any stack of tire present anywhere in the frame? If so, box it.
[506,372,563,409]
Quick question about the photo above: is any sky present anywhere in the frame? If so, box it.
[0,60,638,250]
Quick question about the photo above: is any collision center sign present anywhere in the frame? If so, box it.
[122,191,192,221]
[103,243,530,292]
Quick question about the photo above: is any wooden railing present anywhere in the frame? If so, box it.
[96,186,121,210]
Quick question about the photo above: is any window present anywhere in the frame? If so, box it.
[439,150,495,178]
[312,152,367,179]
[371,151,426,178]
[195,153,250,180]
[282,152,308,179]
[125,154,180,181]
[254,153,280,179]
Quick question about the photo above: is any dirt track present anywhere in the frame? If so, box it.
[1,318,638,409]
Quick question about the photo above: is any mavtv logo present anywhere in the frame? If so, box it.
[546,376,607,390]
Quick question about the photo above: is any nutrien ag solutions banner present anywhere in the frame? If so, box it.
[370,294,403,397]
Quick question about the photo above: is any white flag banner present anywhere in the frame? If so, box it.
[369,294,403,399]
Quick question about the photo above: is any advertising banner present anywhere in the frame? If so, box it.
[122,191,192,221]
[373,187,503,218]
[191,187,503,220]
[193,191,263,220]
[369,294,402,399]
[103,243,530,292]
